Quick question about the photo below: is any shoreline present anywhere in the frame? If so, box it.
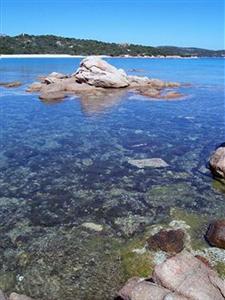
[0,54,202,59]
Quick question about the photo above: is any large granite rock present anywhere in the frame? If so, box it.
[117,277,188,300]
[153,251,225,300]
[74,56,130,88]
[209,145,225,181]
[118,251,225,300]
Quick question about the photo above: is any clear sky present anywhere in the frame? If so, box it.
[1,0,224,50]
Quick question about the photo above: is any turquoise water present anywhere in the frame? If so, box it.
[0,58,224,299]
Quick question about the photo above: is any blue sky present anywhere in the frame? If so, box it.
[1,0,224,49]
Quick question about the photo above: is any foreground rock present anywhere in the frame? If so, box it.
[128,158,169,168]
[0,81,22,88]
[74,56,130,88]
[209,145,225,182]
[147,229,185,254]
[118,277,188,300]
[118,251,225,300]
[153,251,225,300]
[205,220,225,249]
[27,56,183,101]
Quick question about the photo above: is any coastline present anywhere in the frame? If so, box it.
[0,54,201,59]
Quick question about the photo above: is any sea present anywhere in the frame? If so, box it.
[0,57,224,299]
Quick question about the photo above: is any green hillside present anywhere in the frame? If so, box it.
[0,34,224,57]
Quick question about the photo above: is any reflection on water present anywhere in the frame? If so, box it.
[0,58,224,299]
[75,88,128,116]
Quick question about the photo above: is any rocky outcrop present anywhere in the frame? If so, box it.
[118,251,225,300]
[74,56,130,88]
[209,145,225,182]
[205,220,225,249]
[27,56,183,101]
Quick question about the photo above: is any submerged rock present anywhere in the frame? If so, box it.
[136,87,161,98]
[209,145,225,182]
[205,220,225,249]
[163,91,183,99]
[9,293,34,300]
[74,56,130,88]
[147,229,185,254]
[39,91,67,101]
[26,82,43,92]
[128,158,169,169]
[0,81,22,88]
[81,222,103,232]
[0,290,7,300]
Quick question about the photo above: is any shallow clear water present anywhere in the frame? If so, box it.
[0,58,224,299]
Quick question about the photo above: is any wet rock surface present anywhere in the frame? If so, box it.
[147,229,185,254]
[206,220,225,249]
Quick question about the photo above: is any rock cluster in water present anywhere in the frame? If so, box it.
[118,251,225,300]
[26,56,183,101]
